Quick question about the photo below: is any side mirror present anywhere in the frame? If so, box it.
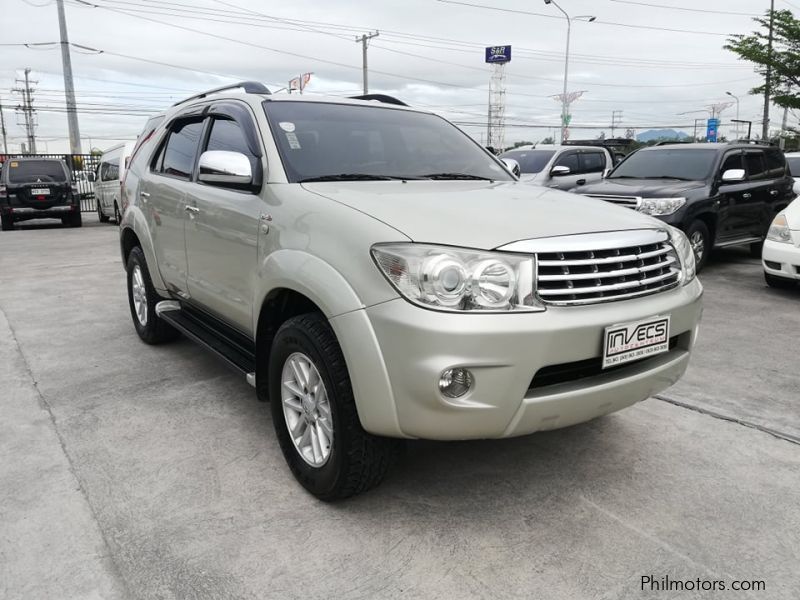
[198,151,252,185]
[721,168,745,183]
[550,165,571,177]
[501,158,521,178]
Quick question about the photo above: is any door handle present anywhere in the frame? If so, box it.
[742,193,752,199]
[769,189,779,196]
[184,205,199,213]
[576,179,586,186]
[139,191,150,202]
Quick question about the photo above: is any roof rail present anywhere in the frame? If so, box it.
[349,94,408,106]
[728,139,775,146]
[172,81,270,107]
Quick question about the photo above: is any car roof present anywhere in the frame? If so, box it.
[504,145,605,152]
[642,142,778,152]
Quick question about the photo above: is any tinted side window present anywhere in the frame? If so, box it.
[744,152,767,181]
[160,119,204,179]
[720,152,743,174]
[764,150,785,178]
[554,152,580,172]
[581,152,606,173]
[99,163,109,181]
[205,118,254,157]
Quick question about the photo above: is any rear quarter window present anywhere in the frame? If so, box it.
[764,150,786,178]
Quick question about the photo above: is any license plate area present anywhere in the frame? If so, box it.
[603,315,670,369]
[30,188,50,195]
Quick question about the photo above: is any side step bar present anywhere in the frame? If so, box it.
[155,301,257,386]
[714,236,762,249]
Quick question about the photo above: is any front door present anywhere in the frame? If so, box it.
[548,151,582,190]
[184,115,263,335]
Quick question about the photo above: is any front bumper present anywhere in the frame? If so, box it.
[331,278,703,440]
[762,238,800,280]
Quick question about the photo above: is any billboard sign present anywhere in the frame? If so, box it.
[706,118,720,142]
[485,46,511,63]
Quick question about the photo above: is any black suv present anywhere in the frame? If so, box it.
[0,157,82,230]
[577,143,795,270]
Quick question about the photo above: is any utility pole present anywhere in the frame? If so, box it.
[611,110,623,137]
[355,31,379,95]
[0,100,8,154]
[57,0,82,154]
[762,0,775,141]
[13,68,38,154]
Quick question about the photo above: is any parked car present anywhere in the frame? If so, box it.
[95,142,135,223]
[762,198,800,288]
[500,145,612,190]
[577,143,796,270]
[0,157,82,230]
[784,151,800,195]
[73,170,96,204]
[120,83,702,499]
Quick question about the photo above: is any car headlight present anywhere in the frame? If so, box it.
[638,197,686,216]
[667,226,696,284]
[766,213,793,244]
[371,243,543,312]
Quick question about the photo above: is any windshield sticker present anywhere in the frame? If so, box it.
[286,132,301,150]
[10,161,18,168]
[279,121,296,133]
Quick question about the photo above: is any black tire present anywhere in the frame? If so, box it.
[126,246,180,344]
[65,211,82,228]
[765,272,796,289]
[1,214,13,231]
[685,220,711,272]
[97,200,110,223]
[269,313,399,500]
[114,202,122,225]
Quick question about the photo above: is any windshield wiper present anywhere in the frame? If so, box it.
[645,175,694,181]
[422,172,493,180]
[299,173,398,182]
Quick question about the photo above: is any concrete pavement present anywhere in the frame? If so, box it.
[1,215,798,599]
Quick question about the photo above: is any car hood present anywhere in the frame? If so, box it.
[302,181,664,250]
[578,178,707,197]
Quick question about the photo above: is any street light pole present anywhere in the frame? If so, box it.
[726,91,740,140]
[544,1,595,145]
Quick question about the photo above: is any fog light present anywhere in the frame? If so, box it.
[438,368,474,398]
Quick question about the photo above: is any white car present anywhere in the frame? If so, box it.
[763,198,800,288]
[499,145,612,191]
[784,151,800,195]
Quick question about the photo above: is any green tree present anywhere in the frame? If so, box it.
[540,136,555,145]
[725,9,800,109]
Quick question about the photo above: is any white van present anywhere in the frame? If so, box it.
[95,142,134,223]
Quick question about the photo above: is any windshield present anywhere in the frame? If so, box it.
[786,156,800,177]
[263,101,513,183]
[499,149,555,174]
[6,160,68,184]
[608,148,717,181]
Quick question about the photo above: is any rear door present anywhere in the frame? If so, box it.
[739,150,771,238]
[184,109,263,334]
[145,117,205,296]
[762,148,793,228]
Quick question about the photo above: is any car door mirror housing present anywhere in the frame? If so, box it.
[198,151,253,185]
[501,158,521,178]
[550,165,571,177]
[721,168,745,183]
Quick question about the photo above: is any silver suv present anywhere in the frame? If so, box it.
[120,82,703,500]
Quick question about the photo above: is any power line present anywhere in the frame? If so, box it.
[606,0,758,16]
[435,0,731,36]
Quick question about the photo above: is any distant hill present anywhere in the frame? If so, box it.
[636,129,691,142]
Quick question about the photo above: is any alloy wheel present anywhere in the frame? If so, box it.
[280,352,334,467]
[690,230,705,263]
[131,264,148,326]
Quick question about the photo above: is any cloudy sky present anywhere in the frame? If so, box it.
[0,0,791,153]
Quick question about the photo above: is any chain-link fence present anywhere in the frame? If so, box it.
[1,153,101,212]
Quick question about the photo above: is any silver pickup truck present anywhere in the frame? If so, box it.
[120,83,702,500]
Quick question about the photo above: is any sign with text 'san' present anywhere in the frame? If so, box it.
[485,46,511,63]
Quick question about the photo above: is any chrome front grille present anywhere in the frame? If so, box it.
[583,194,640,209]
[535,238,681,305]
